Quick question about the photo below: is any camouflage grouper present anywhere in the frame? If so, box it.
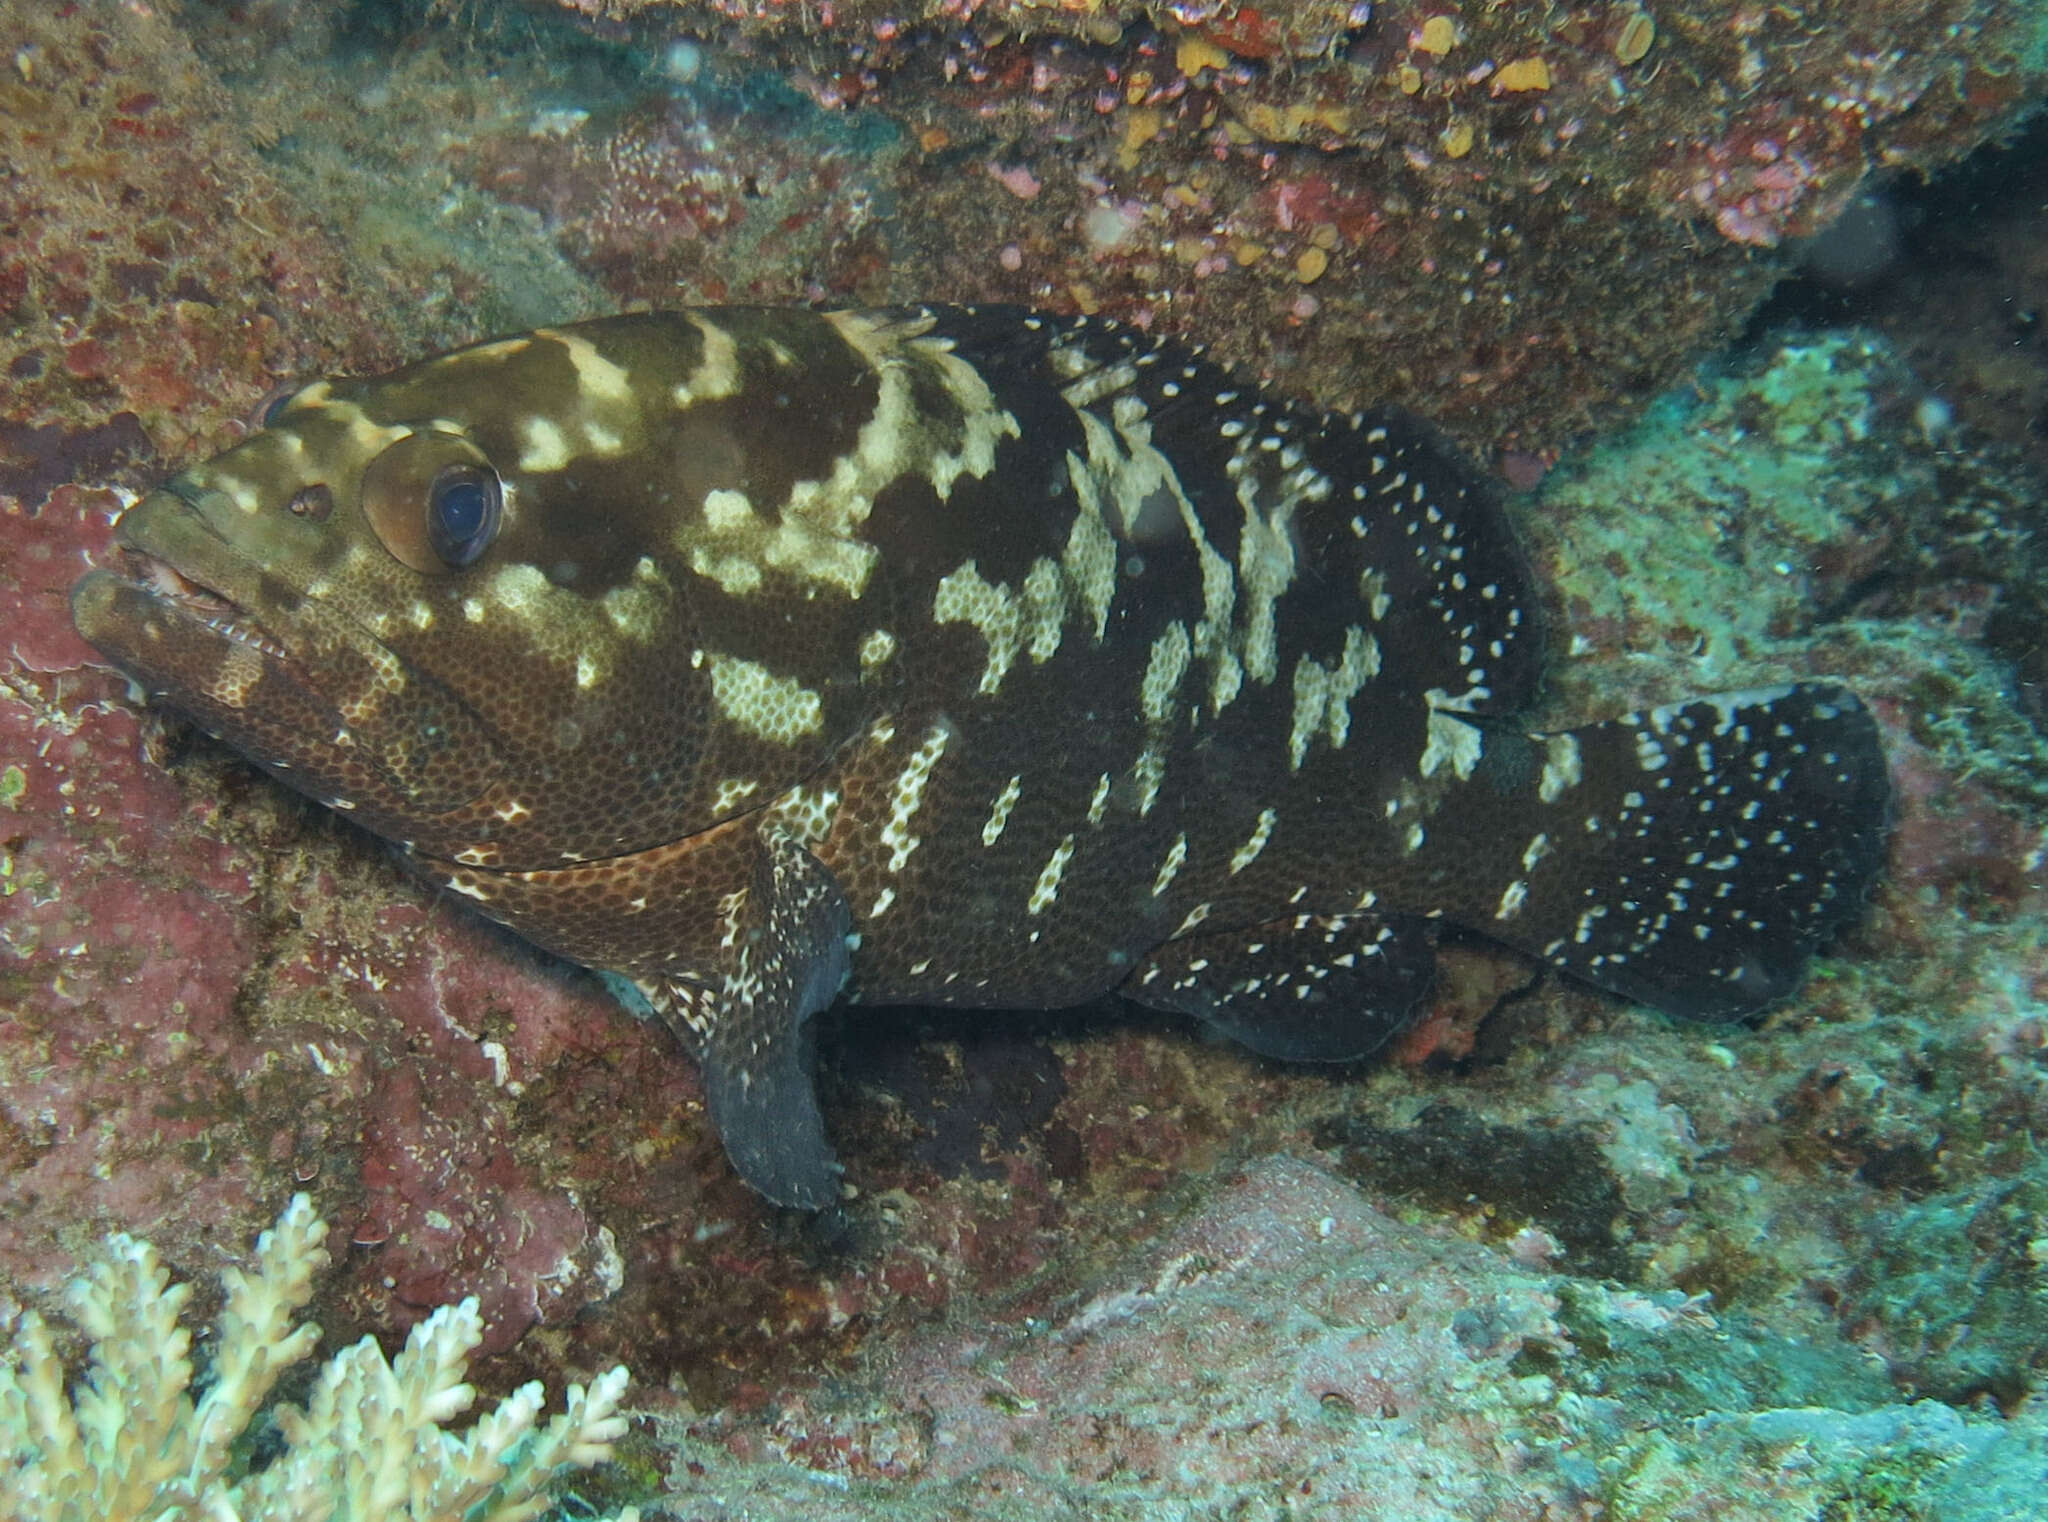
[72,306,1891,1207]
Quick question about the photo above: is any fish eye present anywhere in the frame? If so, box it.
[426,465,502,568]
[361,428,504,576]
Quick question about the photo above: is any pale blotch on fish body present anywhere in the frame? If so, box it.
[72,304,1893,1209]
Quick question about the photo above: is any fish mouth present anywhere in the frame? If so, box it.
[124,546,300,667]
[70,486,329,724]
[74,485,504,823]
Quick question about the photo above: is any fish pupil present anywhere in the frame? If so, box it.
[426,466,501,568]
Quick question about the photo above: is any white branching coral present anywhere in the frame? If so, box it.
[0,1194,640,1522]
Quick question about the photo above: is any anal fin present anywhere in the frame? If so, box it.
[1122,912,1437,1062]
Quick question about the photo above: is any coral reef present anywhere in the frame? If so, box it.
[1767,111,2048,475]
[103,0,2046,462]
[508,0,2048,454]
[0,1194,636,1522]
[3,1,2048,1517]
[681,1156,2043,1518]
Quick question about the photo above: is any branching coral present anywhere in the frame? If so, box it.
[0,1194,639,1522]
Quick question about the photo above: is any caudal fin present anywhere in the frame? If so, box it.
[1477,684,1890,1020]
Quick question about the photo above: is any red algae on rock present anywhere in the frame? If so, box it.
[528,0,2048,456]
[445,87,902,305]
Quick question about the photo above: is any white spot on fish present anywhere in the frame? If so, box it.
[1288,627,1379,768]
[882,722,952,871]
[1228,808,1277,875]
[1152,833,1189,896]
[518,416,573,473]
[673,314,741,405]
[767,785,839,844]
[540,327,636,402]
[1131,744,1167,817]
[934,561,1022,694]
[1141,621,1192,724]
[704,488,755,531]
[1539,733,1583,802]
[713,777,762,813]
[982,774,1023,847]
[1418,702,1485,780]
[860,628,898,673]
[1027,834,1076,914]
[707,653,824,744]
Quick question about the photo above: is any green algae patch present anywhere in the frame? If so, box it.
[1601,1408,1965,1522]
[1529,335,1902,682]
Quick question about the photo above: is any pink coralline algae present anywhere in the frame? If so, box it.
[1676,114,1847,248]
[987,162,1043,200]
[353,1062,611,1354]
[446,92,896,305]
[0,473,659,1343]
[715,1156,1582,1508]
[2,480,273,1288]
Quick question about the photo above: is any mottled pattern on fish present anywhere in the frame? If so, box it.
[72,306,1891,1207]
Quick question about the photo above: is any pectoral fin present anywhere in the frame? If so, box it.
[658,830,853,1209]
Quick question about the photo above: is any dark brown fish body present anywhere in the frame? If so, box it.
[72,307,1890,1206]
